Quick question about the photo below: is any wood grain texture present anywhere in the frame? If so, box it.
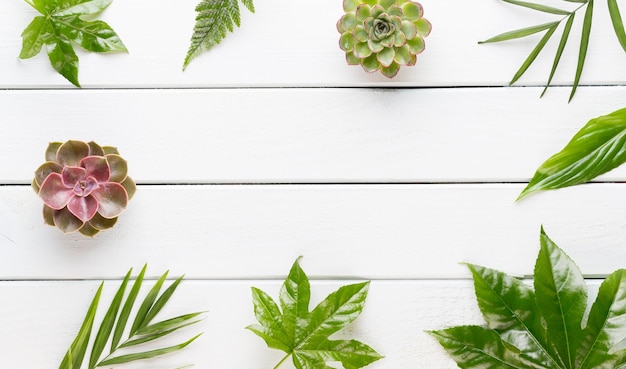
[3,0,626,367]
[3,183,626,280]
[1,0,625,87]
[3,87,626,184]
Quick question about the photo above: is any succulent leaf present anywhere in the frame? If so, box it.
[33,140,134,237]
[338,0,430,77]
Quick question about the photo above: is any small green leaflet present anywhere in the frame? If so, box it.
[183,0,255,70]
[518,107,626,200]
[20,0,127,87]
[430,227,626,369]
[246,257,383,369]
[479,0,626,101]
[58,265,204,369]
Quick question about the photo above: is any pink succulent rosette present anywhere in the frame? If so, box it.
[32,140,136,237]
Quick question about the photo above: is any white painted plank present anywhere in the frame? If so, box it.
[0,279,487,368]
[1,0,625,87]
[2,87,626,184]
[2,183,626,279]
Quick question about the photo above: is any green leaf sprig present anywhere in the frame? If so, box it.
[20,0,127,87]
[518,107,626,200]
[480,0,626,101]
[247,257,383,369]
[431,227,626,369]
[183,0,255,70]
[59,265,204,369]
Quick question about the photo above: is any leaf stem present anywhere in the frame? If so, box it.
[273,354,291,369]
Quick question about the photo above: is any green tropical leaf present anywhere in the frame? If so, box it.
[569,0,593,102]
[431,227,626,369]
[98,334,202,366]
[20,0,127,87]
[502,0,571,15]
[510,24,558,85]
[608,0,626,52]
[247,258,383,369]
[183,0,255,70]
[479,0,605,100]
[542,13,575,97]
[57,266,204,369]
[479,22,559,43]
[518,107,626,200]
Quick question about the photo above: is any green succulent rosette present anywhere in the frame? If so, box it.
[337,0,432,78]
[32,140,136,237]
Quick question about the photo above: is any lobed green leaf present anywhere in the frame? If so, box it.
[53,0,113,17]
[301,281,370,347]
[429,326,526,368]
[434,228,626,369]
[518,107,626,200]
[280,255,310,344]
[249,258,381,369]
[577,270,626,368]
[534,227,586,369]
[20,0,126,86]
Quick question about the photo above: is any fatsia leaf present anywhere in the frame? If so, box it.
[247,257,383,369]
[432,227,626,369]
[479,0,602,100]
[183,0,255,70]
[518,107,626,200]
[57,266,204,369]
[20,0,127,87]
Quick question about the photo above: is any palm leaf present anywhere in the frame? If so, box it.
[502,0,571,15]
[608,0,626,52]
[541,13,574,96]
[569,0,593,102]
[183,0,255,70]
[510,24,558,85]
[480,0,607,101]
[57,266,204,369]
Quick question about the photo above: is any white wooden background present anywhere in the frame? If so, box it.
[2,0,626,367]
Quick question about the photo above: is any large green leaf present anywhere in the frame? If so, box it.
[432,228,626,369]
[57,266,204,369]
[183,0,255,70]
[247,258,383,369]
[534,228,586,369]
[430,325,526,369]
[20,0,127,87]
[518,107,626,200]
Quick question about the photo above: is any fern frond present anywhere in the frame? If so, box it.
[183,0,255,70]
